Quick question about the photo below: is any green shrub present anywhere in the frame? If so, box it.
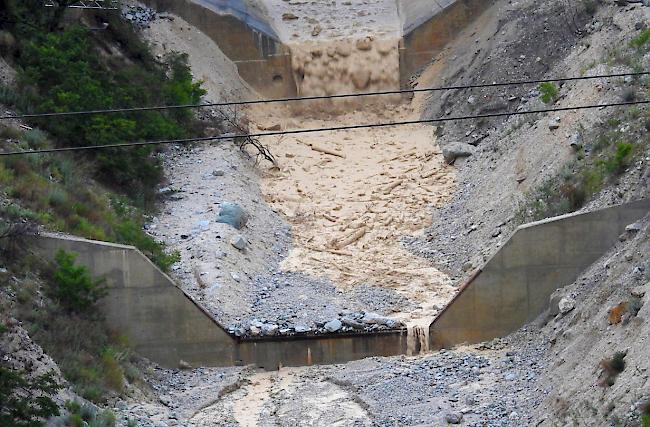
[16,26,205,203]
[51,249,106,314]
[64,401,116,427]
[629,297,644,317]
[0,368,61,427]
[631,28,650,49]
[602,142,634,175]
[539,82,559,104]
[0,85,19,107]
[22,129,49,149]
[641,400,650,427]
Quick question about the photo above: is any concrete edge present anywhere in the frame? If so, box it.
[428,198,650,342]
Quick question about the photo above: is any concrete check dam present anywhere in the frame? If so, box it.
[30,199,650,369]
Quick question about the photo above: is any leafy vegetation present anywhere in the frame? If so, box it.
[0,1,198,271]
[516,115,641,222]
[641,399,650,427]
[539,82,559,104]
[51,250,106,314]
[0,323,62,427]
[0,368,61,427]
[62,400,116,427]
[3,256,142,404]
[14,26,205,203]
[0,125,180,271]
[517,26,650,224]
[630,28,650,49]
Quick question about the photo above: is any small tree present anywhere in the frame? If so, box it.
[0,368,61,427]
[52,250,106,314]
[539,82,559,104]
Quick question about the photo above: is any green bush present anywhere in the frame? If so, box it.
[15,26,205,203]
[52,250,106,314]
[641,399,650,427]
[64,401,116,427]
[631,28,650,49]
[539,82,559,104]
[582,0,598,15]
[0,368,61,427]
[602,142,634,175]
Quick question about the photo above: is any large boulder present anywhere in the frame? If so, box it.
[442,143,475,164]
[324,319,342,333]
[216,203,249,229]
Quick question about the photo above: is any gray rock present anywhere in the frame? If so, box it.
[294,325,311,333]
[341,317,366,329]
[217,203,249,229]
[558,296,576,315]
[549,117,561,130]
[212,169,225,177]
[261,323,278,336]
[230,235,247,251]
[324,319,343,333]
[442,143,475,164]
[626,222,642,233]
[445,412,463,424]
[569,132,583,150]
[549,290,563,316]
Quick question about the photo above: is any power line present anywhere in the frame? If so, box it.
[2,99,647,157]
[1,71,647,121]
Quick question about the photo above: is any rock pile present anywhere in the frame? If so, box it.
[121,5,158,29]
[228,311,405,338]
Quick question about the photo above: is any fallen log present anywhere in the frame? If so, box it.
[332,227,367,250]
[382,179,404,195]
[308,143,346,158]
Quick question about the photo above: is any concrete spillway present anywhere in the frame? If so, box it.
[141,0,491,97]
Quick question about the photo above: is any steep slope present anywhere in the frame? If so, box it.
[411,0,650,281]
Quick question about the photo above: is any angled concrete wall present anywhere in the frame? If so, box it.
[142,0,296,98]
[31,234,407,369]
[430,199,650,349]
[399,0,493,86]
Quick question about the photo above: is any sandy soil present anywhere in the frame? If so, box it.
[248,78,456,326]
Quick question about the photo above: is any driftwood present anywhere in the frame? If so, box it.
[322,213,338,222]
[306,244,353,257]
[420,169,438,179]
[308,143,346,158]
[382,179,404,195]
[332,227,366,250]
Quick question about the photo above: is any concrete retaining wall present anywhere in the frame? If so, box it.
[429,199,650,349]
[399,0,493,86]
[142,0,297,98]
[31,234,407,369]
